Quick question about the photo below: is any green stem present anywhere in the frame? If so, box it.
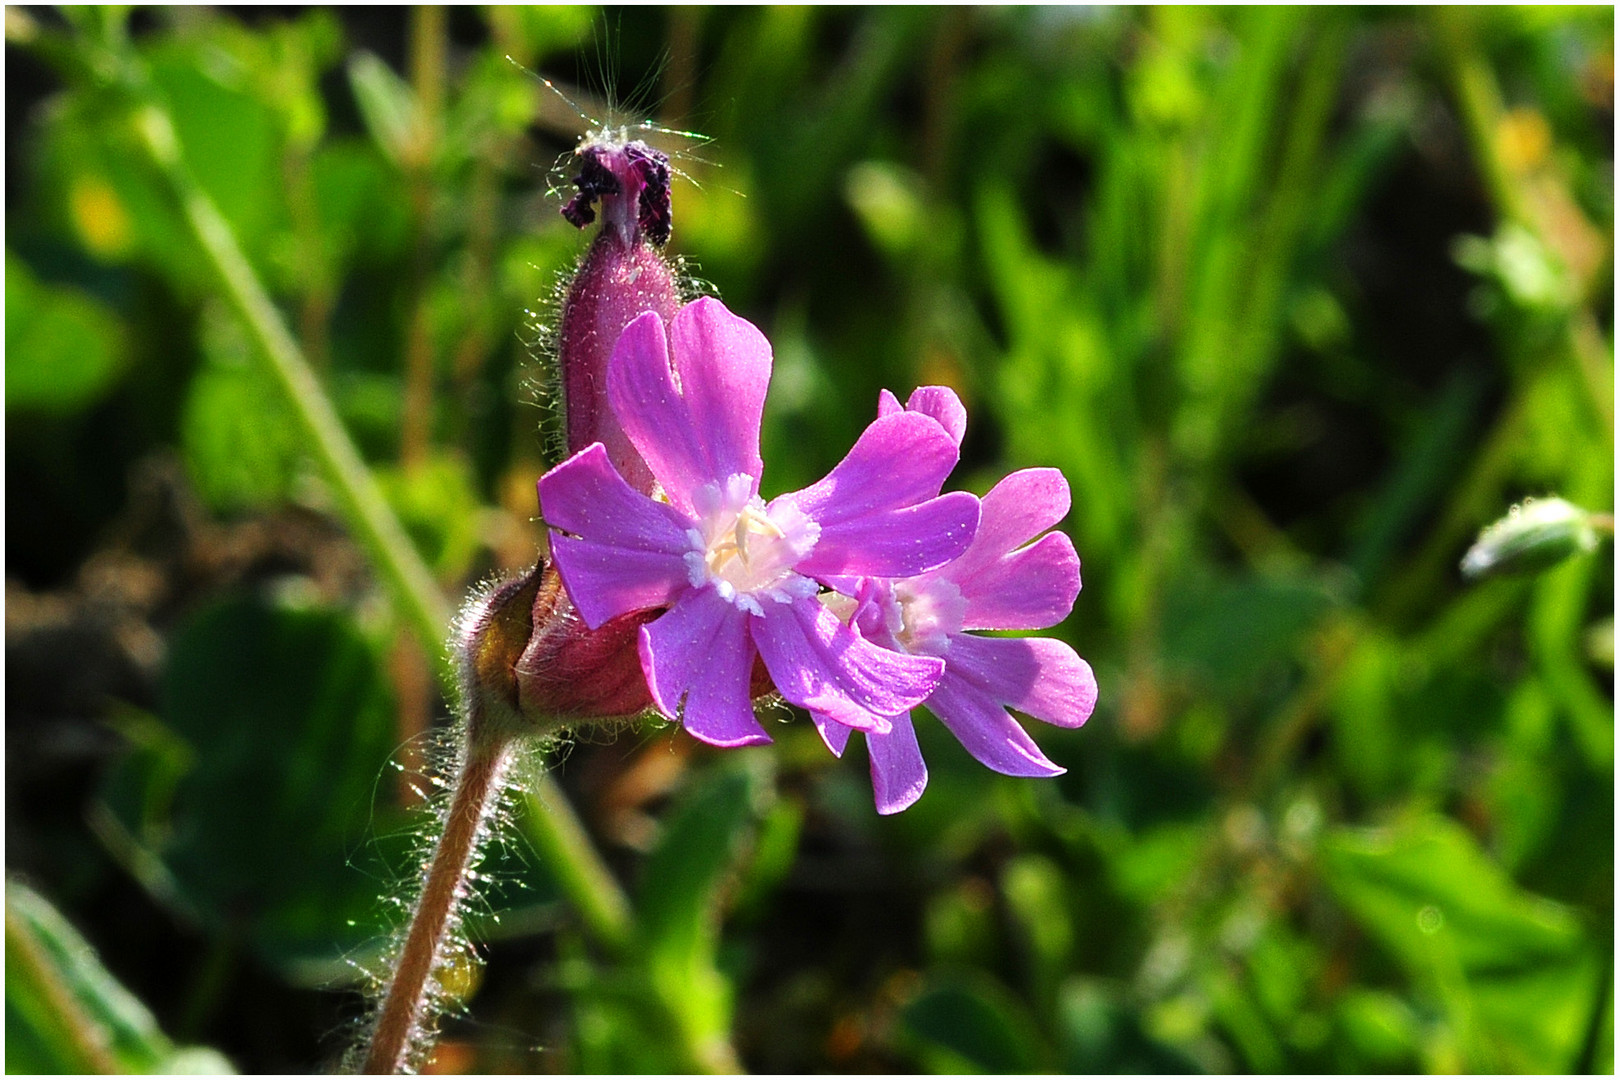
[132,102,452,658]
[518,787,634,955]
[119,78,633,954]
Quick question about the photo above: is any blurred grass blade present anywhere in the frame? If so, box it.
[634,765,758,1074]
[347,51,419,167]
[5,879,235,1074]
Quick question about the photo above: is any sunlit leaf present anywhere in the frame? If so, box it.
[179,310,302,510]
[347,51,419,168]
[377,452,485,581]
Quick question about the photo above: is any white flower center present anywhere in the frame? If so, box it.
[886,577,967,654]
[685,474,820,616]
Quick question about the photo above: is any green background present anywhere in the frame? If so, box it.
[6,6,1612,1073]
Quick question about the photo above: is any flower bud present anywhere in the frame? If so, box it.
[557,138,680,495]
[455,558,654,744]
[1460,497,1601,579]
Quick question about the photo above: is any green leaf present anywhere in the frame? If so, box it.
[31,86,200,287]
[730,796,803,921]
[1349,371,1486,586]
[482,5,596,65]
[1058,977,1202,1074]
[310,140,410,267]
[637,765,757,965]
[924,877,1000,969]
[99,595,405,971]
[377,452,485,581]
[5,879,235,1074]
[1321,815,1601,1071]
[1108,821,1206,904]
[1001,854,1074,991]
[845,160,927,260]
[901,970,1044,1073]
[1331,989,1421,1071]
[634,761,761,1070]
[1160,570,1340,695]
[4,251,128,414]
[346,52,419,168]
[179,309,302,510]
[148,45,284,262]
[544,763,761,1074]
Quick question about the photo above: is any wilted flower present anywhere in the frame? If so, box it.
[812,388,1098,813]
[538,298,981,748]
[557,135,682,495]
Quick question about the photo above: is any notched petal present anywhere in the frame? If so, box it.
[609,300,772,513]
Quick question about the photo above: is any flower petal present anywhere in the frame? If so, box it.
[943,468,1071,583]
[539,442,694,547]
[638,588,770,747]
[796,491,980,580]
[847,577,898,643]
[778,410,977,579]
[608,299,771,512]
[926,668,1064,778]
[752,598,943,732]
[549,534,689,629]
[811,711,852,757]
[943,633,1097,729]
[955,531,1080,631]
[782,410,959,523]
[539,445,695,627]
[867,712,928,814]
[877,385,967,448]
[902,386,967,448]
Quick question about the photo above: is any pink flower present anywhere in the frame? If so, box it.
[812,389,1098,814]
[537,299,981,748]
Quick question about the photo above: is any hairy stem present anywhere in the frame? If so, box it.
[361,732,515,1074]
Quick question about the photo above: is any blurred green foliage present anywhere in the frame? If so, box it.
[5,5,1611,1074]
[6,879,235,1073]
